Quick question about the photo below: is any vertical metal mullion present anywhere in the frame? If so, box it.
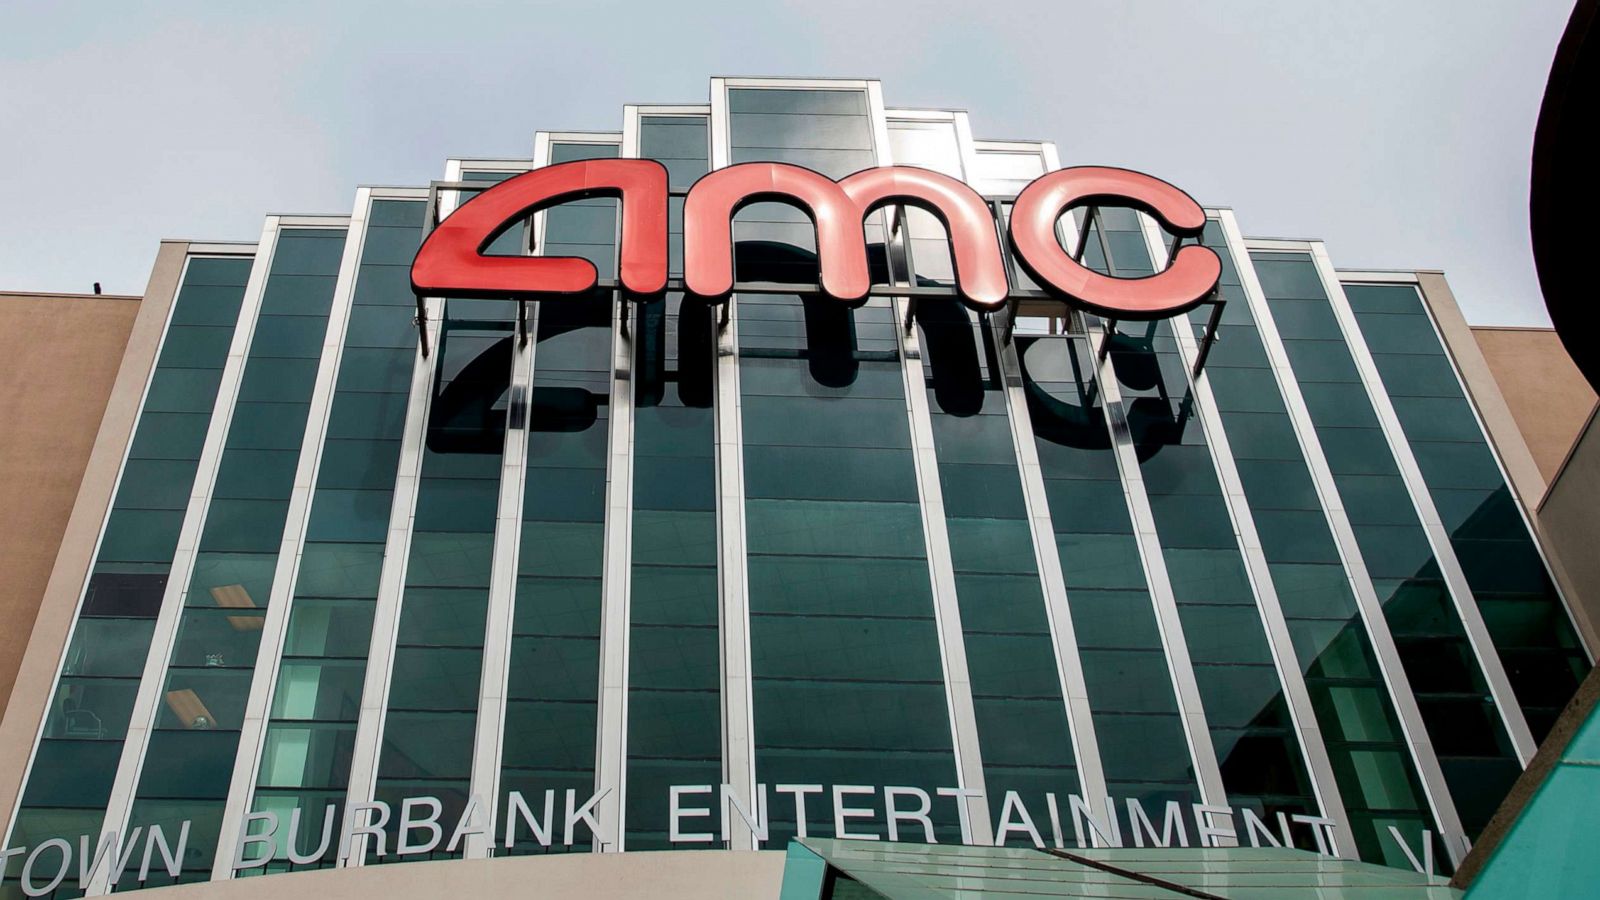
[1074,205,1229,809]
[1230,218,1468,864]
[1141,215,1354,852]
[594,124,635,852]
[877,102,993,844]
[341,251,447,869]
[990,316,1113,818]
[709,77,759,850]
[890,304,993,843]
[87,219,284,895]
[1324,269,1538,764]
[591,286,633,852]
[976,141,1112,820]
[211,199,373,879]
[464,155,544,859]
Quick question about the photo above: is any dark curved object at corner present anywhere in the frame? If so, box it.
[1532,0,1600,390]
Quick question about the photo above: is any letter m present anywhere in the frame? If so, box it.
[682,162,1008,309]
[411,158,669,299]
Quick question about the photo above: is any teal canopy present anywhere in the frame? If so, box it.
[779,838,1463,899]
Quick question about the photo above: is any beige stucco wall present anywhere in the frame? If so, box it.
[1538,411,1600,654]
[0,291,139,721]
[1472,326,1597,487]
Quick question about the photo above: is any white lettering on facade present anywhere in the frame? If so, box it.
[340,800,390,861]
[138,823,187,884]
[504,789,556,849]
[563,788,610,847]
[234,811,278,871]
[446,795,488,854]
[1068,794,1121,848]
[882,787,934,843]
[830,785,878,841]
[1388,826,1436,876]
[774,784,823,839]
[1126,799,1188,848]
[720,783,768,843]
[286,804,338,865]
[1291,813,1338,856]
[1192,804,1235,848]
[669,785,714,843]
[994,791,1045,849]
[4,781,1462,889]
[397,797,444,856]
[21,838,71,898]
[935,786,983,844]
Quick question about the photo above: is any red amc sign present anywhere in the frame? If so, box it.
[411,160,1221,320]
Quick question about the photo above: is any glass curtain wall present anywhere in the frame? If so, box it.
[499,142,618,854]
[729,86,960,844]
[892,119,1082,823]
[1017,335,1198,809]
[1347,282,1579,804]
[249,200,425,871]
[371,176,521,861]
[623,115,721,850]
[985,150,1201,811]
[5,254,252,889]
[128,227,346,887]
[1190,226,1437,864]
[1087,214,1318,823]
[1345,283,1585,740]
[1254,249,1474,863]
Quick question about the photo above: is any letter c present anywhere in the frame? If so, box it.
[1009,166,1221,319]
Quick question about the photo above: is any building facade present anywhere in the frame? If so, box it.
[0,76,1586,898]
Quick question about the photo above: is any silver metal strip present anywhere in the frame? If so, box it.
[593,283,633,853]
[973,139,1111,816]
[990,322,1113,818]
[87,217,289,895]
[1084,293,1229,813]
[341,211,447,867]
[1316,260,1537,763]
[890,306,992,843]
[1232,219,1468,864]
[463,156,539,860]
[185,242,259,255]
[1142,215,1354,852]
[608,104,713,849]
[709,77,757,850]
[1330,270,1427,283]
[876,98,992,844]
[589,126,633,853]
[210,197,379,879]
[1043,163,1225,810]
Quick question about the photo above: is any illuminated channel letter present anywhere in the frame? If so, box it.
[683,162,870,302]
[683,162,1009,309]
[839,166,1009,309]
[411,158,669,299]
[1008,166,1221,319]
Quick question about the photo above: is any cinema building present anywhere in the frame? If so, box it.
[0,76,1590,898]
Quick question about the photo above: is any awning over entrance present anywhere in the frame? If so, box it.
[778,838,1463,899]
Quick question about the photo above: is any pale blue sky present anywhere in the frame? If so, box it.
[0,0,1575,324]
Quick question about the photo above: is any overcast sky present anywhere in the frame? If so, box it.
[0,0,1575,325]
